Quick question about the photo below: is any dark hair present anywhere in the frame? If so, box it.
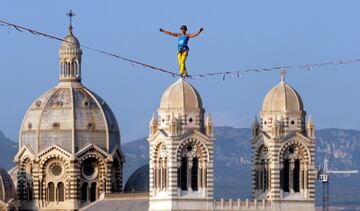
[180,25,187,30]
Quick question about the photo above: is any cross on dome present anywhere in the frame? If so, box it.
[66,10,75,32]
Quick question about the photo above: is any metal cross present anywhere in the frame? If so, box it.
[66,10,75,27]
[280,69,287,82]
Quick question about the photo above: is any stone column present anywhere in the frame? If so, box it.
[188,158,192,192]
[202,166,207,190]
[160,165,163,190]
[156,166,160,190]
[290,160,295,194]
[300,166,303,193]
[197,165,201,191]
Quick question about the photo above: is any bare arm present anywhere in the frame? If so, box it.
[188,28,204,38]
[160,28,180,37]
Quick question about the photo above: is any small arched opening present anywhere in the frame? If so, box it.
[81,182,88,202]
[90,182,97,202]
[48,182,55,202]
[57,182,65,202]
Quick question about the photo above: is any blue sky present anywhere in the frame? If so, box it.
[0,1,360,143]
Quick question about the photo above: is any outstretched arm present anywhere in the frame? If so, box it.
[188,28,204,38]
[160,28,180,37]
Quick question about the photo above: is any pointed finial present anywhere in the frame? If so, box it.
[66,10,75,33]
[307,115,315,127]
[150,112,158,125]
[206,113,213,124]
[280,69,287,82]
[252,115,260,127]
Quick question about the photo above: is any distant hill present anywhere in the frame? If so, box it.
[0,131,17,169]
[1,127,360,207]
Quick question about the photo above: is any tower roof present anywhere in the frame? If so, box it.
[160,78,203,110]
[60,31,80,49]
[262,76,304,113]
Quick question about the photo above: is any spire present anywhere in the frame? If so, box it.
[307,115,315,127]
[252,116,260,138]
[280,69,286,82]
[150,113,158,126]
[306,115,315,138]
[205,113,214,137]
[149,113,158,136]
[59,10,82,82]
[66,10,75,34]
[252,116,260,128]
[205,113,213,125]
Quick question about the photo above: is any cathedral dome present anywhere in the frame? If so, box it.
[0,167,15,203]
[262,79,304,113]
[19,83,120,154]
[19,27,120,155]
[124,165,149,193]
[160,78,203,109]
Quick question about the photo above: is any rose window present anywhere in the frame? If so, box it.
[82,158,99,180]
[49,163,63,177]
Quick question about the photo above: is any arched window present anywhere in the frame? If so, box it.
[154,143,168,191]
[111,160,121,192]
[64,62,67,76]
[57,182,65,202]
[255,145,269,193]
[26,183,32,201]
[48,182,55,202]
[90,182,97,202]
[67,62,71,76]
[294,159,300,192]
[280,145,307,194]
[180,157,187,191]
[191,157,199,191]
[81,182,88,202]
[74,62,79,77]
[282,159,290,192]
[70,62,74,76]
[178,142,207,192]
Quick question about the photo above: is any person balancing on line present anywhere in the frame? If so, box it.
[160,25,204,77]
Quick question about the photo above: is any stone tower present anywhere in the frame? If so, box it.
[14,23,124,211]
[148,78,215,211]
[251,72,316,211]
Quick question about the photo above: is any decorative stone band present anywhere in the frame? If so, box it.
[214,198,271,210]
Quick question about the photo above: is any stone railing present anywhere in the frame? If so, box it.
[214,198,271,210]
[104,192,149,199]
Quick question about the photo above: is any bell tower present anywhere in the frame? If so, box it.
[148,78,215,211]
[252,72,316,211]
